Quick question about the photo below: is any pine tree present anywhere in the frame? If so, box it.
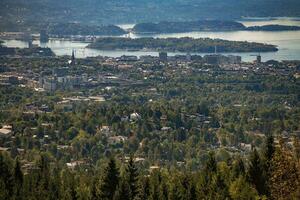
[13,158,23,200]
[188,181,197,200]
[49,167,61,200]
[114,178,131,200]
[60,169,77,200]
[263,135,275,163]
[75,182,92,200]
[231,156,245,179]
[197,152,218,199]
[181,175,196,200]
[229,176,259,200]
[149,171,161,200]
[91,176,98,200]
[205,151,217,174]
[247,149,266,195]
[126,156,139,199]
[98,157,119,200]
[209,173,230,200]
[196,173,209,200]
[135,176,150,200]
[262,135,275,196]
[159,178,169,200]
[36,153,51,200]
[0,152,14,200]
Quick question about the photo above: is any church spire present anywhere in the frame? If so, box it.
[71,50,75,65]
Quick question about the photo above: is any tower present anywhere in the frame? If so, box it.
[40,30,49,43]
[28,40,33,49]
[71,50,76,65]
[256,54,261,64]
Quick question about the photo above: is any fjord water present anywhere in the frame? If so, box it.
[3,18,300,62]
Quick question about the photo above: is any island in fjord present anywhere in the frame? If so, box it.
[132,20,300,34]
[87,37,278,53]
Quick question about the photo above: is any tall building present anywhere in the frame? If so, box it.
[40,30,49,43]
[24,32,33,48]
[28,40,33,49]
[186,53,192,61]
[228,55,242,64]
[204,54,220,65]
[53,67,69,77]
[43,78,56,91]
[159,52,168,62]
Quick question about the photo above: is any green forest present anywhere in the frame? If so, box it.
[88,37,278,53]
[1,137,299,200]
[47,23,127,36]
[132,21,300,34]
[132,21,246,33]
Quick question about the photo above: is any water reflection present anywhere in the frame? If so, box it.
[3,18,300,62]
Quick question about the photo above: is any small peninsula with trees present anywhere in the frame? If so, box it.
[88,37,278,53]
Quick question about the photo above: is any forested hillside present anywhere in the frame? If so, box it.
[88,37,278,52]
[0,0,299,28]
[0,137,299,200]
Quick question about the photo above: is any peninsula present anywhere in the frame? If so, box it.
[87,37,278,53]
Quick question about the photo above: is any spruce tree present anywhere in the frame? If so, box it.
[188,181,197,200]
[125,156,139,199]
[98,157,119,200]
[229,176,259,200]
[262,135,275,196]
[247,149,266,195]
[149,171,161,200]
[158,179,169,200]
[60,169,76,200]
[198,152,218,199]
[135,176,150,200]
[36,154,51,200]
[0,153,13,199]
[49,167,61,200]
[209,173,230,200]
[263,135,275,168]
[114,178,131,200]
[231,156,245,179]
[13,158,23,200]
[196,173,209,200]
[181,175,196,200]
[91,176,98,200]
[0,153,14,200]
[205,152,217,174]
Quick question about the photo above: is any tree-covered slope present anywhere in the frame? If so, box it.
[88,37,278,53]
[0,0,299,27]
[132,20,246,33]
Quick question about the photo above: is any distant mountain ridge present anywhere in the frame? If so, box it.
[0,0,299,27]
